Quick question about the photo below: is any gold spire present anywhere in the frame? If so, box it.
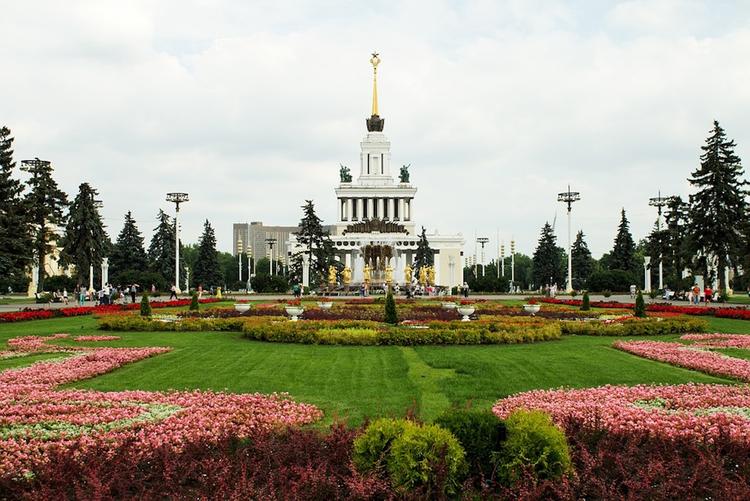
[370,52,380,116]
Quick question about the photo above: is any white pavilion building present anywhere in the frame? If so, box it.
[294,53,464,289]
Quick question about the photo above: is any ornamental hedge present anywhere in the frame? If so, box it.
[560,317,706,336]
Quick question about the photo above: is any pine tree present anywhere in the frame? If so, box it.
[610,209,636,273]
[687,121,748,290]
[109,211,148,282]
[634,290,646,318]
[532,222,566,288]
[581,291,590,311]
[140,292,152,317]
[293,200,334,283]
[148,209,177,283]
[571,231,593,290]
[384,289,398,324]
[663,196,690,289]
[58,183,108,285]
[414,226,435,272]
[193,219,222,287]
[0,127,33,291]
[20,157,68,293]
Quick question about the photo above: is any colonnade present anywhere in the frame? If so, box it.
[339,197,412,222]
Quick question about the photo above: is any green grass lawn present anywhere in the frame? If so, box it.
[2,309,747,425]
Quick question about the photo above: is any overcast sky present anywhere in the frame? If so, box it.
[3,0,750,260]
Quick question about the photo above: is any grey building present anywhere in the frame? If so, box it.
[232,222,299,267]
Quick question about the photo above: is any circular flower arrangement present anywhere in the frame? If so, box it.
[493,383,750,444]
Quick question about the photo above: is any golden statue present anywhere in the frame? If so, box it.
[418,266,428,286]
[328,265,337,285]
[385,264,393,285]
[363,264,371,284]
[427,266,436,286]
[404,264,413,284]
[342,266,352,285]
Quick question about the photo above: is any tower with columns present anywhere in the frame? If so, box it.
[291,53,464,289]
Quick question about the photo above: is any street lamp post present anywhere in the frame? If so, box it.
[237,239,244,291]
[476,237,489,277]
[265,237,277,276]
[166,193,189,294]
[649,191,670,291]
[500,243,505,278]
[557,186,581,293]
[246,246,253,292]
[510,240,516,291]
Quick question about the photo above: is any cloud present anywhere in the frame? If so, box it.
[2,0,750,261]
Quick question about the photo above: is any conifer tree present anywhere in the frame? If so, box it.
[59,183,108,285]
[571,230,593,290]
[0,127,33,291]
[610,209,637,273]
[687,121,748,290]
[663,196,690,289]
[193,219,222,287]
[414,226,435,272]
[532,222,566,288]
[384,289,398,324]
[109,211,148,281]
[21,157,68,293]
[292,200,334,282]
[148,209,179,283]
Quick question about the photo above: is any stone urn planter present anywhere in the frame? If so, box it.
[285,305,304,321]
[523,304,541,315]
[441,302,457,310]
[317,301,333,310]
[457,305,475,322]
[234,303,251,313]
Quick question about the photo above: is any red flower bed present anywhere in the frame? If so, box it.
[0,298,222,323]
[539,297,750,320]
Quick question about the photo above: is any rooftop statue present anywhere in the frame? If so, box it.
[399,164,410,183]
[339,164,352,183]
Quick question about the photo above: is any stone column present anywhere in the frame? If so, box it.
[434,252,441,286]
[346,199,353,223]
[377,198,384,219]
[398,198,405,221]
[367,198,374,220]
[644,256,651,292]
[356,198,363,221]
[101,258,109,289]
[387,198,394,220]
[302,252,310,288]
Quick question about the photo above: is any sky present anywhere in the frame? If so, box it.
[2,0,750,260]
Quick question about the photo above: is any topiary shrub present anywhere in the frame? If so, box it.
[384,290,398,325]
[387,423,467,496]
[634,290,646,318]
[434,407,507,476]
[353,418,467,496]
[353,418,410,475]
[497,409,571,485]
[602,289,612,298]
[140,293,152,317]
[581,291,590,311]
[190,292,199,311]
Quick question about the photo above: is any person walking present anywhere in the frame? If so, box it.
[169,284,178,300]
[62,288,68,305]
[704,286,713,305]
[130,284,137,304]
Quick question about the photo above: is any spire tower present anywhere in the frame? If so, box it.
[366,52,384,132]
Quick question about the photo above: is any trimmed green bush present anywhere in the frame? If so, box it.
[384,290,398,325]
[140,293,152,317]
[561,316,705,336]
[434,407,507,475]
[352,418,410,475]
[634,290,646,318]
[387,423,467,495]
[189,292,199,311]
[580,291,590,311]
[497,409,571,484]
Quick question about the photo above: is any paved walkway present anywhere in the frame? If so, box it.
[0,293,743,313]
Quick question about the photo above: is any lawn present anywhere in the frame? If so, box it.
[1,310,746,425]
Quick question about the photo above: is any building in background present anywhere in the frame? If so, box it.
[232,222,299,267]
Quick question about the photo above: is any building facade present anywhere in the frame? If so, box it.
[232,222,299,267]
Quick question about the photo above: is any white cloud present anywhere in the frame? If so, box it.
[2,0,750,259]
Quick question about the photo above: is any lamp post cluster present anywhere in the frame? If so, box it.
[476,237,489,277]
[166,193,189,294]
[557,186,581,293]
[265,237,277,276]
[649,190,670,291]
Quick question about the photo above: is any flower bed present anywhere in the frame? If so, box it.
[493,383,750,444]
[614,340,750,382]
[540,297,750,320]
[680,333,750,349]
[0,298,222,323]
[561,317,706,336]
[74,335,121,342]
[0,334,322,479]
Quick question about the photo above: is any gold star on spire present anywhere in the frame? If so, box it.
[370,52,380,116]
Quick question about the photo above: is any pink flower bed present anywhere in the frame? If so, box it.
[73,335,121,342]
[614,340,750,382]
[0,334,322,477]
[681,333,750,349]
[493,384,750,444]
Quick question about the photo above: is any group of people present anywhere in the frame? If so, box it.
[66,284,142,306]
